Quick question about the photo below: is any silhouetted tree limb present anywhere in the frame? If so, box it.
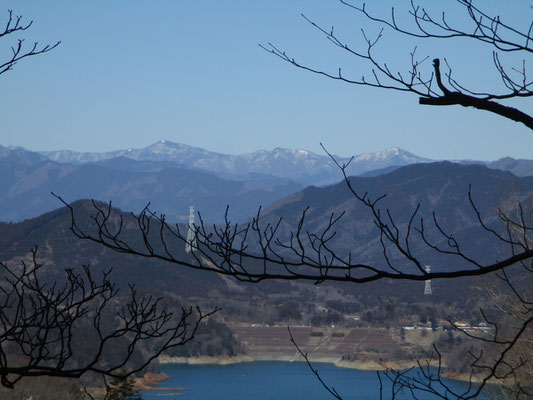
[0,10,60,75]
[287,327,343,400]
[419,59,533,128]
[261,1,533,129]
[53,164,533,284]
[0,247,216,389]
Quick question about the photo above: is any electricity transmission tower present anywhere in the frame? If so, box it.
[424,265,432,295]
[185,205,197,253]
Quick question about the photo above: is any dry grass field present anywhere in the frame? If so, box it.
[228,324,434,366]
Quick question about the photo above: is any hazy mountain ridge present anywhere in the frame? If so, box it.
[484,157,533,177]
[37,140,432,185]
[2,143,532,224]
[33,140,533,182]
[0,145,49,167]
[0,149,304,223]
[2,163,529,374]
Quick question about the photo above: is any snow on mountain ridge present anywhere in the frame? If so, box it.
[4,142,530,184]
[354,147,419,162]
[35,141,431,185]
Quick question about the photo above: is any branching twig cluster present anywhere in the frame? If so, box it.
[0,10,60,75]
[380,267,533,399]
[260,0,533,128]
[0,247,216,389]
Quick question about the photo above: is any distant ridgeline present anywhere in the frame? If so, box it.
[1,142,532,224]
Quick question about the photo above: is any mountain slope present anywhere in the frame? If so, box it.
[486,157,533,177]
[0,154,303,223]
[0,145,48,167]
[0,201,230,298]
[259,162,533,273]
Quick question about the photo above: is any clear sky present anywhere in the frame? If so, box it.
[1,0,532,160]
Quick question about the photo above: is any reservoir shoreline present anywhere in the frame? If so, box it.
[141,361,491,400]
[154,355,490,386]
[157,353,426,372]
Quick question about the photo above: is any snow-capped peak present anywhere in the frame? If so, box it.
[35,141,433,185]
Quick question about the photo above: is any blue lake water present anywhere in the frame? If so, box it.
[142,361,490,400]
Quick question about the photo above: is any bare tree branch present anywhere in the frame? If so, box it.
[0,10,60,75]
[0,247,217,389]
[261,1,533,129]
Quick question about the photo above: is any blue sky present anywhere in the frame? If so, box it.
[1,0,532,160]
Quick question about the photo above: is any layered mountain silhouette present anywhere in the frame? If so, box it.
[0,151,303,223]
[0,143,430,223]
[1,161,531,304]
[2,142,532,224]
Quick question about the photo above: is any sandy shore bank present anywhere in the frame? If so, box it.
[335,359,426,371]
[134,371,188,392]
[158,354,254,365]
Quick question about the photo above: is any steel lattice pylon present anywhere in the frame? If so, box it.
[424,265,432,295]
[185,205,197,253]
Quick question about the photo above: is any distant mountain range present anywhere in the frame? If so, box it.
[38,140,432,185]
[0,153,303,223]
[1,141,533,223]
[461,157,533,177]
[37,140,533,181]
